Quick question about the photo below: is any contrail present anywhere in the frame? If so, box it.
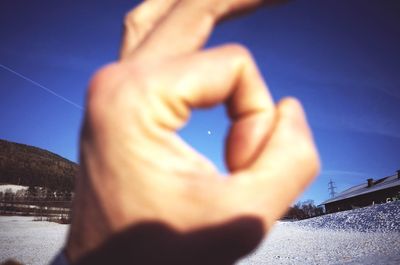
[0,63,83,110]
[322,170,367,177]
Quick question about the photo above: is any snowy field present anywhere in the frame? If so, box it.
[0,216,68,265]
[0,184,28,193]
[239,201,400,265]
[1,201,399,265]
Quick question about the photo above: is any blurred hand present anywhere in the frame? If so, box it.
[66,0,320,263]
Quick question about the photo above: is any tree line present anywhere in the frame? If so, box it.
[285,200,324,220]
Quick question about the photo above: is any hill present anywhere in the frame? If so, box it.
[0,139,77,192]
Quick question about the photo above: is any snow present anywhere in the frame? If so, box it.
[237,221,400,264]
[0,184,28,193]
[0,216,68,265]
[294,200,400,233]
[0,202,399,265]
[238,201,400,264]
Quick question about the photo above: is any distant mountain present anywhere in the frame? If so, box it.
[0,139,77,192]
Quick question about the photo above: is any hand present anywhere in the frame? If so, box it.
[66,0,320,264]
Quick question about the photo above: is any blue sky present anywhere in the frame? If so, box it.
[1,0,399,204]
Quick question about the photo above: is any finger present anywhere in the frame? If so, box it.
[218,0,292,22]
[120,0,178,59]
[228,99,320,226]
[130,0,269,61]
[141,44,275,172]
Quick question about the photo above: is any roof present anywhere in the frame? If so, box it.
[321,173,400,205]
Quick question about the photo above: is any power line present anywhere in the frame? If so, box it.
[0,63,83,110]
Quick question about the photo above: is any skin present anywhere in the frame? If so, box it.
[66,0,320,263]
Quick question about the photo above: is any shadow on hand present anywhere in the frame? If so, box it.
[74,217,265,265]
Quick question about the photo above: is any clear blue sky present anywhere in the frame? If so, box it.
[1,0,399,204]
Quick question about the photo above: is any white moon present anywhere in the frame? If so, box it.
[207,130,211,135]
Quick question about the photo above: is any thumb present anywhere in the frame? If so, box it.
[228,98,320,226]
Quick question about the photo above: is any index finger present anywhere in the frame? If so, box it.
[130,0,281,61]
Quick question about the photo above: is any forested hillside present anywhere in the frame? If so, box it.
[0,139,77,192]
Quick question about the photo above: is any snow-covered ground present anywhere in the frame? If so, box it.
[1,201,399,265]
[0,184,28,193]
[239,201,400,265]
[0,216,68,265]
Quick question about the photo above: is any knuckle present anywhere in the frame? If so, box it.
[224,43,253,59]
[280,97,302,110]
[86,63,129,115]
[88,63,120,98]
[295,141,321,178]
[123,1,149,32]
[123,9,137,30]
[221,43,256,73]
